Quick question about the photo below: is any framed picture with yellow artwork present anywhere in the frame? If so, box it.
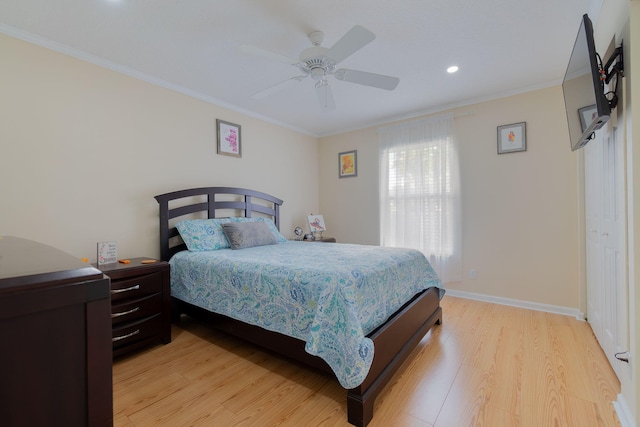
[338,150,357,178]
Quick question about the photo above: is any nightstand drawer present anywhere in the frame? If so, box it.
[111,293,162,326]
[110,271,162,302]
[98,258,171,357]
[112,314,162,348]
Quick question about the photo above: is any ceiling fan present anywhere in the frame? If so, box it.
[241,25,400,111]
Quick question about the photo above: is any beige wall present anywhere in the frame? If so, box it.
[319,86,580,309]
[0,33,319,261]
[318,127,381,245]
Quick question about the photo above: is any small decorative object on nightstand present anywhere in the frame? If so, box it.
[307,214,327,240]
[97,257,171,357]
[294,226,304,241]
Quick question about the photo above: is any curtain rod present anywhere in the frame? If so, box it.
[377,110,474,131]
[454,111,474,118]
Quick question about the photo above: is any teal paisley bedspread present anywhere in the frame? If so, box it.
[169,241,442,389]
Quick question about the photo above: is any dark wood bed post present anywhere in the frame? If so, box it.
[154,187,442,427]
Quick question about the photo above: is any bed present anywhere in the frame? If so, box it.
[154,187,443,426]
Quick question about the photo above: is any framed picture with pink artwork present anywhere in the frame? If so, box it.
[307,214,326,238]
[217,119,242,157]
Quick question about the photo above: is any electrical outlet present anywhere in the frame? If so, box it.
[469,269,477,279]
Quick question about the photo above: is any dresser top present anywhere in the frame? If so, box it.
[0,236,103,291]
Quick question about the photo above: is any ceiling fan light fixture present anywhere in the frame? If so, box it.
[310,68,325,81]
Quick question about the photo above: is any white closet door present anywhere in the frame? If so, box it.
[585,124,628,381]
[585,132,604,344]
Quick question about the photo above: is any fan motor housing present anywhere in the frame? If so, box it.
[298,51,335,79]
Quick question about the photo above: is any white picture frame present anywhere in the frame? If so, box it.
[97,241,117,265]
[307,214,326,235]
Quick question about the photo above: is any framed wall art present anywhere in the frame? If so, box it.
[217,119,242,157]
[338,150,357,178]
[578,105,597,133]
[497,122,526,154]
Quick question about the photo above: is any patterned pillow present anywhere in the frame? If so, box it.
[221,221,278,250]
[228,217,287,243]
[175,218,231,251]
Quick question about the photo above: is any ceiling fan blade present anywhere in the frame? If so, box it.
[315,80,336,111]
[252,75,307,99]
[325,25,375,64]
[334,68,399,90]
[240,44,299,65]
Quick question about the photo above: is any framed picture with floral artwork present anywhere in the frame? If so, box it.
[497,122,526,154]
[217,119,241,157]
[339,150,357,177]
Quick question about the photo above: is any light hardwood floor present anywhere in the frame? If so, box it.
[113,296,621,426]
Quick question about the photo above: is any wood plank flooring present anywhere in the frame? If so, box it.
[113,296,621,426]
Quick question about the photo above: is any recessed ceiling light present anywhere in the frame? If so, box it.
[447,65,459,74]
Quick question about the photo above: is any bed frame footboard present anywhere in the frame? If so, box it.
[347,286,442,426]
[172,287,442,427]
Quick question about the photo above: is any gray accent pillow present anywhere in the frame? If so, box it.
[221,221,278,250]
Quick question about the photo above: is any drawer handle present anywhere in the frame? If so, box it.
[111,306,140,318]
[112,329,140,342]
[111,284,140,294]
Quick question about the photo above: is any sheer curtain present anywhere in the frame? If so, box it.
[378,113,461,283]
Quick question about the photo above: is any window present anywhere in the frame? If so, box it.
[379,113,461,283]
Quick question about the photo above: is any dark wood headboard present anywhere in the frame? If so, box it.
[154,187,284,261]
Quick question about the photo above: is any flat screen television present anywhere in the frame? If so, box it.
[562,14,610,151]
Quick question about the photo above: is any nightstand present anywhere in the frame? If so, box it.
[303,237,336,242]
[97,258,171,357]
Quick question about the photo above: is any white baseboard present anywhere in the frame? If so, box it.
[613,393,637,427]
[444,289,585,320]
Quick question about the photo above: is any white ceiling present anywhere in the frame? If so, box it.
[0,0,600,137]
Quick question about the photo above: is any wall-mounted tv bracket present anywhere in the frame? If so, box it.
[603,41,624,110]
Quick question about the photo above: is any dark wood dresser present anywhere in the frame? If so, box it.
[97,258,171,357]
[0,236,113,427]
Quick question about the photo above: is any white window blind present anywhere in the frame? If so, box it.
[379,113,461,283]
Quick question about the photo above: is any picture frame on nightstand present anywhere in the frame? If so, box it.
[307,214,326,239]
[97,241,117,265]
